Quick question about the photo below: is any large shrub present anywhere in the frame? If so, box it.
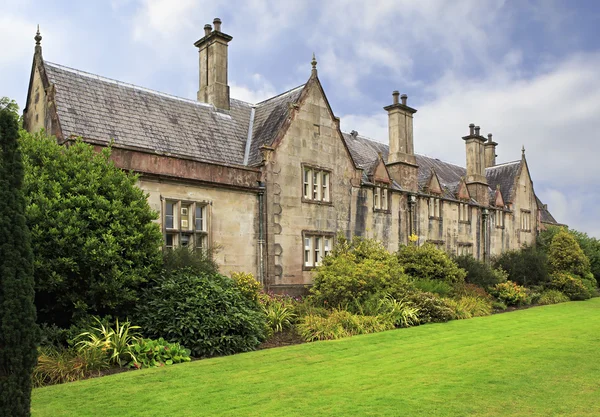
[493,245,549,287]
[0,101,38,416]
[310,236,410,308]
[537,290,570,305]
[136,268,267,358]
[20,131,163,327]
[548,230,591,277]
[549,272,591,301]
[454,255,507,289]
[405,292,455,324]
[397,244,466,284]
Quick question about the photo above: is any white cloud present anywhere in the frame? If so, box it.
[230,73,278,104]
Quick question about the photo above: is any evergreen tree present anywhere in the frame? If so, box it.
[0,104,38,415]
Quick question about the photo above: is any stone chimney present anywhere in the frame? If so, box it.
[384,91,418,192]
[484,133,498,168]
[194,18,233,110]
[462,123,489,204]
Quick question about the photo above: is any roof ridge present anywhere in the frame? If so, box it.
[254,84,305,106]
[486,160,521,169]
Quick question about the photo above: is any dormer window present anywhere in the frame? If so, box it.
[303,165,330,203]
[374,183,389,211]
[496,209,505,228]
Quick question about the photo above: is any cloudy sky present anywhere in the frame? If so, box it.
[1,0,599,237]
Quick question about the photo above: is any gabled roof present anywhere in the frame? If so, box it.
[485,160,521,203]
[248,85,304,166]
[42,61,300,168]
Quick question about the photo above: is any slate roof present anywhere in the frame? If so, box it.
[248,85,304,166]
[44,61,301,167]
[486,161,521,203]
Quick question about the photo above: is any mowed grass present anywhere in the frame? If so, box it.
[33,299,600,417]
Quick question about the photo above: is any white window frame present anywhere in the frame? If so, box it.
[302,166,331,203]
[459,203,469,223]
[374,183,389,212]
[496,209,505,229]
[303,233,333,268]
[521,210,531,232]
[163,199,209,250]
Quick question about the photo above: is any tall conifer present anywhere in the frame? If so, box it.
[0,106,38,416]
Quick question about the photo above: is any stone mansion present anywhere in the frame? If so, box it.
[23,20,560,293]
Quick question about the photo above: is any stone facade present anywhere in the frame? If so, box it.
[23,21,561,293]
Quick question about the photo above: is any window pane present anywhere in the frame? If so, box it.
[195,206,204,231]
[313,171,321,200]
[181,203,191,230]
[324,238,331,258]
[195,233,205,249]
[165,233,174,248]
[315,237,322,265]
[304,168,311,199]
[165,201,175,229]
[375,187,380,209]
[322,173,329,201]
[304,237,312,266]
[382,188,387,210]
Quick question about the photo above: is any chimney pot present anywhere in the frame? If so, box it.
[401,94,408,106]
[213,18,222,32]
[351,130,358,137]
[469,123,475,135]
[204,24,212,36]
[488,133,493,142]
[392,91,399,105]
[474,126,481,136]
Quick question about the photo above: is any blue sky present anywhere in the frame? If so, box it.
[1,0,599,237]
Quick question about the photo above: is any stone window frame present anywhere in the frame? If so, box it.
[520,209,532,232]
[428,197,442,219]
[426,239,445,251]
[162,197,210,251]
[373,182,391,213]
[458,202,470,224]
[457,242,473,256]
[495,209,505,229]
[302,231,334,270]
[301,164,332,205]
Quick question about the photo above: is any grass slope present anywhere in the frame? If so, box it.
[33,299,600,417]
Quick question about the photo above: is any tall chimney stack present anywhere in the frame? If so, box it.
[484,133,498,168]
[384,91,418,192]
[462,123,489,204]
[194,18,233,110]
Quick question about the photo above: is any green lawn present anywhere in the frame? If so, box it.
[32,299,600,416]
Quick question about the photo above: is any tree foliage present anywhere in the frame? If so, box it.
[0,105,38,416]
[547,229,591,277]
[20,131,163,327]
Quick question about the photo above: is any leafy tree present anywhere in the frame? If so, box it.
[548,229,590,277]
[0,97,22,127]
[397,243,466,284]
[538,226,600,286]
[20,131,163,327]
[0,105,38,416]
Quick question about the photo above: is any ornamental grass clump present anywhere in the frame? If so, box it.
[297,310,395,342]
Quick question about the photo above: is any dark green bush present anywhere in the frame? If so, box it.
[162,246,218,275]
[405,292,455,324]
[136,268,267,358]
[493,245,549,287]
[310,236,410,308]
[411,279,453,297]
[454,255,507,289]
[548,272,591,301]
[397,244,466,284]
